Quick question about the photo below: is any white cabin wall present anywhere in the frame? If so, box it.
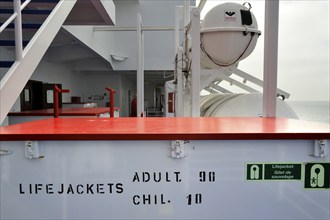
[144,83,156,108]
[9,60,83,113]
[62,26,116,67]
[121,73,136,117]
[112,0,184,70]
[30,60,84,103]
[107,0,186,115]
[144,84,152,108]
[2,0,192,119]
[81,71,121,108]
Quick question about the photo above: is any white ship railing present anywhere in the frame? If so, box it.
[0,0,32,61]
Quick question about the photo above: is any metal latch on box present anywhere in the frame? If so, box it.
[0,148,13,155]
[170,140,189,158]
[311,140,328,158]
[25,141,44,159]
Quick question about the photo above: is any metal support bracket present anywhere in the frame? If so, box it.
[0,148,13,155]
[169,140,189,158]
[311,140,328,158]
[25,141,43,159]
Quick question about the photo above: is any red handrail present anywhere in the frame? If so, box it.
[105,87,116,117]
[54,85,70,118]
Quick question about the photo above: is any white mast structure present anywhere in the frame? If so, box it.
[263,0,279,117]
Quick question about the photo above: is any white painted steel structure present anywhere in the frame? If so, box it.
[0,0,77,125]
[263,0,280,117]
[0,0,32,60]
[199,68,289,99]
[174,6,184,117]
[1,139,329,219]
[174,3,201,117]
[13,0,25,61]
[190,7,201,117]
[137,14,144,117]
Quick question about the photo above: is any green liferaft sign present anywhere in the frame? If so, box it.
[304,162,330,190]
[246,163,302,181]
[246,162,330,190]
[264,164,301,180]
[246,164,263,180]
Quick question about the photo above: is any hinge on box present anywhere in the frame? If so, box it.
[25,141,44,159]
[311,140,328,158]
[169,140,189,158]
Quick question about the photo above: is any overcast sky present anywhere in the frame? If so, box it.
[199,0,329,101]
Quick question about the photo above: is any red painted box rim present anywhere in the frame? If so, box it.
[1,117,329,141]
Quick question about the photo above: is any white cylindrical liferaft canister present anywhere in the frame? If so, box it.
[200,2,261,68]
[200,93,298,118]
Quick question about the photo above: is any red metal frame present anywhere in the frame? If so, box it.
[8,107,117,117]
[168,92,175,113]
[53,85,70,118]
[1,117,329,141]
[105,87,116,117]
